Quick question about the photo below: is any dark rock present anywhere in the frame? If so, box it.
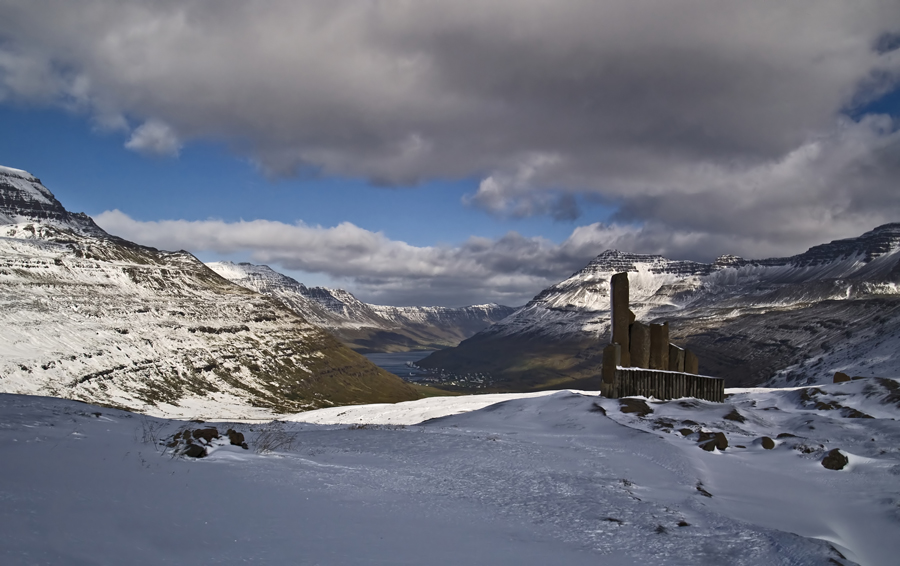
[590,402,607,415]
[776,432,797,438]
[678,428,694,436]
[226,428,246,446]
[760,436,775,450]
[841,407,874,419]
[698,431,728,451]
[833,371,850,383]
[619,398,652,417]
[723,408,746,423]
[192,427,220,443]
[822,448,849,470]
[696,482,713,497]
[182,444,206,458]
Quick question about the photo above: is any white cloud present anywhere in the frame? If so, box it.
[124,119,182,157]
[94,209,644,306]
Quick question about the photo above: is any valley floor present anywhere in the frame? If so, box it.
[1,380,898,565]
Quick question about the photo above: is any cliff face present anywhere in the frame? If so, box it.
[0,166,419,418]
[207,261,517,353]
[419,226,900,391]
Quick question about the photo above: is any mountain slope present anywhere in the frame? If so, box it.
[419,225,900,390]
[0,166,419,418]
[207,261,517,352]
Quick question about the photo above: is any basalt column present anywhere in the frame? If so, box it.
[668,344,685,372]
[684,350,699,375]
[610,272,635,367]
[649,322,669,370]
[601,343,621,398]
[629,321,650,369]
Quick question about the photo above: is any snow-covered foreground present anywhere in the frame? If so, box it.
[2,381,898,565]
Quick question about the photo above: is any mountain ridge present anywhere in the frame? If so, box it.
[207,261,518,353]
[0,166,419,418]
[419,223,900,390]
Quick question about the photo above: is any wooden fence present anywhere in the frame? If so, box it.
[602,367,724,403]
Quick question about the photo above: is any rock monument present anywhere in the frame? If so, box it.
[600,272,724,402]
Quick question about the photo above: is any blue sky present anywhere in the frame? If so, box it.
[1,2,899,306]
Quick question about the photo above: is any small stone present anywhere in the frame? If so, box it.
[192,427,220,443]
[760,436,775,450]
[182,444,206,458]
[698,431,728,451]
[822,448,849,470]
[723,408,746,423]
[619,398,652,417]
[226,428,245,446]
[678,428,694,436]
[833,372,850,383]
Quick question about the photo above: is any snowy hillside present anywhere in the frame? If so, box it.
[3,379,898,565]
[421,227,900,390]
[207,261,517,352]
[0,167,418,418]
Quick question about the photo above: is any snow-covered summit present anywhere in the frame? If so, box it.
[207,261,518,352]
[0,165,107,237]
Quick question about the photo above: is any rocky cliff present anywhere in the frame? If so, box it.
[0,166,419,418]
[419,225,900,390]
[207,261,518,353]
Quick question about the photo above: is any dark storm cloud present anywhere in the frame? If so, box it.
[3,1,900,303]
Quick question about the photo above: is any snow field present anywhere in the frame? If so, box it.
[3,381,897,565]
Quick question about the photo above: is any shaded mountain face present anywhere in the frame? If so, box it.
[419,227,900,391]
[207,261,518,353]
[0,166,419,418]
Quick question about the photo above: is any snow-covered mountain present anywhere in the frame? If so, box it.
[207,261,517,352]
[420,225,900,390]
[0,166,418,418]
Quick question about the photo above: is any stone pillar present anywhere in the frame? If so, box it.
[648,322,669,370]
[668,344,685,372]
[629,321,650,369]
[684,349,699,375]
[601,343,621,398]
[610,273,634,367]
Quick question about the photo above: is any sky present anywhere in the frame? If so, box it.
[1,1,899,307]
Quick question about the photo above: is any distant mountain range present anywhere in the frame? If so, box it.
[420,225,900,390]
[207,261,517,353]
[0,165,419,418]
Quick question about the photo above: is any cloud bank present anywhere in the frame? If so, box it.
[95,210,645,306]
[3,1,900,301]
